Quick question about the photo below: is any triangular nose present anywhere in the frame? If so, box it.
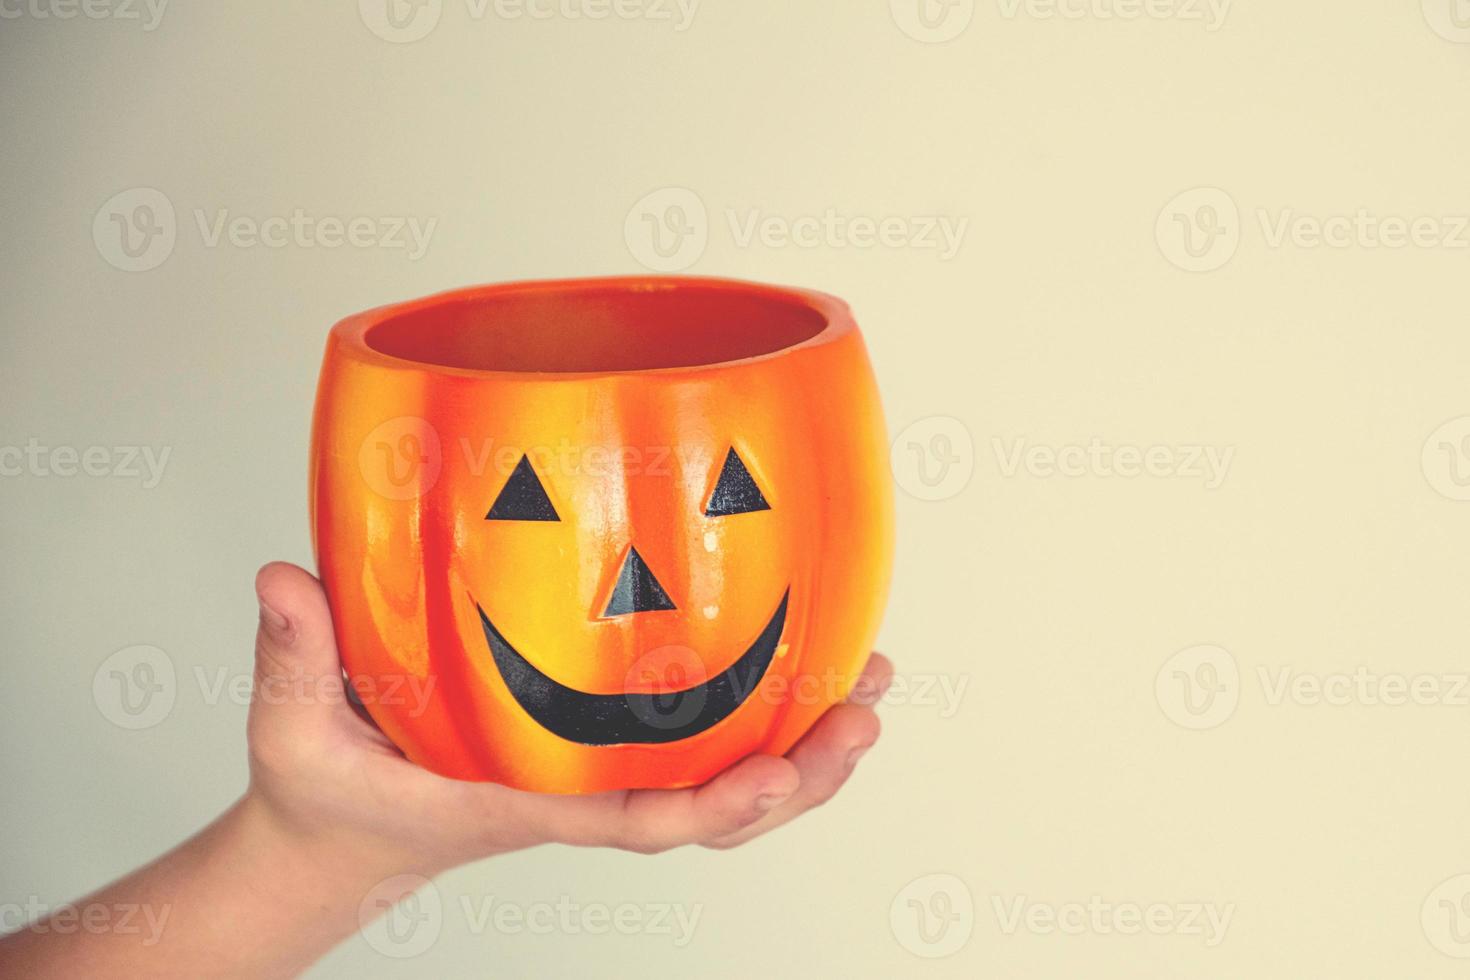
[603,546,677,617]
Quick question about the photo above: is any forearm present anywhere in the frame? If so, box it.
[0,794,420,980]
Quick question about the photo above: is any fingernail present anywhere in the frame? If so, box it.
[754,792,790,813]
[846,745,873,770]
[258,596,289,634]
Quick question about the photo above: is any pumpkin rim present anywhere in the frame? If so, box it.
[327,275,857,380]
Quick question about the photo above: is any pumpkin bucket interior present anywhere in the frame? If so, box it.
[364,280,829,374]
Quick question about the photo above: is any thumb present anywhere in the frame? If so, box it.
[251,561,348,731]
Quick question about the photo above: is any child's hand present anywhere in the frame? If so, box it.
[0,562,889,979]
[248,561,891,875]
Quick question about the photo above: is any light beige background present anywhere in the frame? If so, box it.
[4,1,1470,976]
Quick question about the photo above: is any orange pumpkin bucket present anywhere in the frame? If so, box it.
[310,276,893,793]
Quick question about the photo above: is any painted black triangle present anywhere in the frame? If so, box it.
[485,455,559,522]
[705,448,771,517]
[603,546,677,616]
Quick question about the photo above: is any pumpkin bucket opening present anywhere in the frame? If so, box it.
[362,278,830,374]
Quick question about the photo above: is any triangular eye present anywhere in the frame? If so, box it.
[486,455,559,522]
[705,448,771,517]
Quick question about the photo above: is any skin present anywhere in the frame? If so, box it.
[0,562,892,978]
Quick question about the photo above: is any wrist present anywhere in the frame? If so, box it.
[231,789,447,888]
[190,794,438,976]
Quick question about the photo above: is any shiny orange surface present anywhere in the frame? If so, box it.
[310,276,893,793]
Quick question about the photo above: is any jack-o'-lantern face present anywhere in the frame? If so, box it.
[312,277,893,793]
[474,446,784,746]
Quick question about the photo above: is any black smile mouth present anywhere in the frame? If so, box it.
[476,590,789,746]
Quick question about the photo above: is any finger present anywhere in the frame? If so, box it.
[613,754,801,853]
[484,754,798,854]
[705,706,878,849]
[251,562,350,733]
[704,653,891,849]
[704,699,884,849]
[846,652,894,707]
